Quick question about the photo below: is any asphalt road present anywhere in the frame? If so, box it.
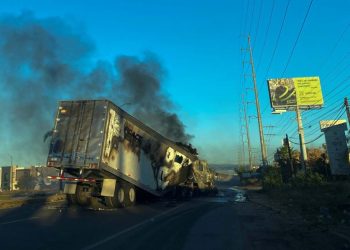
[0,176,318,250]
[0,192,243,249]
[0,176,247,250]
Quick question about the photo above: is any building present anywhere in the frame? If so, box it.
[0,165,58,191]
[0,166,17,191]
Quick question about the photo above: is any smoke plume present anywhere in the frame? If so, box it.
[0,12,192,166]
[115,55,193,143]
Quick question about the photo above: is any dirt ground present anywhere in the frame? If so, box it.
[0,191,65,209]
[216,173,350,249]
[244,187,350,249]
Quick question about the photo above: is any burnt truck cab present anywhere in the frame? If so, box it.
[47,100,201,208]
[191,160,216,194]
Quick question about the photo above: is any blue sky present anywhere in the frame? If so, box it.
[0,0,349,165]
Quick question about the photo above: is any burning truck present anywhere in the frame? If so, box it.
[47,100,216,208]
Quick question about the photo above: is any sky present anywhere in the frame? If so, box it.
[0,0,349,166]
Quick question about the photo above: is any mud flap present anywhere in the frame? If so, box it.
[64,183,77,194]
[101,179,116,197]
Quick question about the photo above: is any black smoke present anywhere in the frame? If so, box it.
[116,54,193,143]
[0,12,192,165]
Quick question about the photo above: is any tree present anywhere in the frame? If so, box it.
[307,148,323,169]
[307,147,331,178]
[274,145,300,182]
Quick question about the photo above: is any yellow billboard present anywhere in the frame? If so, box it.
[267,76,323,109]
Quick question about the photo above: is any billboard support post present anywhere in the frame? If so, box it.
[296,105,308,173]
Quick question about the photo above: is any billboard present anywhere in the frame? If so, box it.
[267,76,323,110]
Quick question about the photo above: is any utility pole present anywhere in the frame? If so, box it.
[239,109,246,168]
[242,94,253,169]
[295,105,308,173]
[247,35,267,167]
[344,97,350,125]
[285,134,295,177]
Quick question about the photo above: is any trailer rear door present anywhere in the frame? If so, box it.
[48,100,107,168]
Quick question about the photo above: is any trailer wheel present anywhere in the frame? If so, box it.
[116,185,126,208]
[105,184,126,208]
[125,184,136,207]
[75,184,92,207]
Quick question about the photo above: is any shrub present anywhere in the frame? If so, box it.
[262,166,283,190]
[291,171,326,188]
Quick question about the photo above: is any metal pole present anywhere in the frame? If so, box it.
[344,97,350,126]
[242,95,253,169]
[240,125,245,168]
[247,36,267,167]
[285,134,295,177]
[296,105,307,173]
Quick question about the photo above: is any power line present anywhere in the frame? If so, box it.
[257,0,276,116]
[252,0,264,48]
[298,76,350,124]
[264,17,349,126]
[302,101,344,128]
[242,0,251,37]
[322,52,350,80]
[291,106,345,139]
[264,0,291,78]
[281,0,314,77]
[248,0,256,36]
[293,105,344,136]
[318,22,350,70]
[282,97,346,140]
[289,134,323,145]
[260,0,291,123]
[256,0,275,73]
[290,108,346,145]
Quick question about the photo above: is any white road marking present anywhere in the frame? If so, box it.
[82,203,186,250]
[0,216,40,225]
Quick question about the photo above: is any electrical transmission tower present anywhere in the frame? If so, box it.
[246,36,268,167]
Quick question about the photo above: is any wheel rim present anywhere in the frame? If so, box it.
[129,187,136,203]
[118,188,125,203]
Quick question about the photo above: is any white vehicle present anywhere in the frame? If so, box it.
[47,100,202,208]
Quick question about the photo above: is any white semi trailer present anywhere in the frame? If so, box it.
[47,100,212,208]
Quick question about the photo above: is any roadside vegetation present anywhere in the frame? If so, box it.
[259,145,350,228]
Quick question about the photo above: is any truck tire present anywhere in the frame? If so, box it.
[105,184,126,208]
[125,184,136,207]
[116,185,126,208]
[75,184,92,207]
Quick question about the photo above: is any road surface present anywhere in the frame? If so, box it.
[2,176,343,250]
